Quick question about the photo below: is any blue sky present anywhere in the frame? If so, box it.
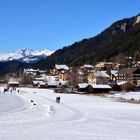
[0,0,139,53]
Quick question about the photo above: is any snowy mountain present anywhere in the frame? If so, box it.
[0,48,54,63]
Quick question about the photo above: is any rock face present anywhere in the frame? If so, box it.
[135,16,140,24]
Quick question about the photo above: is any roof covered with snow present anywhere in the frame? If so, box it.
[117,81,128,85]
[8,81,19,84]
[83,64,94,68]
[91,84,111,89]
[55,64,69,70]
[96,71,110,78]
[78,83,89,88]
[111,70,118,76]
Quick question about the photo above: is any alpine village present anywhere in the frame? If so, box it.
[1,13,140,99]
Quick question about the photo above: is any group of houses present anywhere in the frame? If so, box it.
[76,62,140,93]
[7,59,140,94]
[32,65,69,88]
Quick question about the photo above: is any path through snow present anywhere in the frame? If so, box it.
[0,87,140,140]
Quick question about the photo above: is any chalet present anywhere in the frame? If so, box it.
[95,62,113,70]
[33,77,45,86]
[55,64,69,71]
[112,81,136,91]
[77,83,111,94]
[110,70,118,81]
[95,71,110,84]
[81,70,111,85]
[116,68,140,86]
[24,69,46,76]
[87,72,96,84]
[77,83,89,92]
[81,64,94,72]
[38,81,48,88]
[46,76,59,88]
[58,80,69,88]
[87,84,111,94]
[24,69,39,75]
[8,81,19,88]
[55,64,69,81]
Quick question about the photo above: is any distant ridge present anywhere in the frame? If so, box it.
[0,13,140,74]
[0,48,54,63]
[33,13,140,69]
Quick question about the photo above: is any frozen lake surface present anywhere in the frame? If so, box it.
[0,87,140,140]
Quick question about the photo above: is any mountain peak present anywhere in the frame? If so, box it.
[0,48,54,63]
[17,48,34,57]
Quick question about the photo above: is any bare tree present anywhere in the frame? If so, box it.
[21,73,33,85]
[68,67,81,89]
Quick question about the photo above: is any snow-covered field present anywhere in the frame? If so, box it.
[0,87,140,140]
[108,91,140,100]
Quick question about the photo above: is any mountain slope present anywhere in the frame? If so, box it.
[34,13,140,69]
[0,13,140,74]
[0,61,27,75]
[0,48,53,63]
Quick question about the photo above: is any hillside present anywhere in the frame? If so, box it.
[34,13,140,69]
[0,13,140,74]
[0,61,27,75]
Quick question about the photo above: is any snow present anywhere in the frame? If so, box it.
[0,48,53,62]
[136,16,140,24]
[111,70,118,76]
[78,83,89,88]
[8,81,19,84]
[0,87,140,140]
[91,84,111,89]
[83,64,94,68]
[121,22,127,32]
[117,81,127,85]
[59,80,68,86]
[109,91,140,100]
[55,64,69,70]
[46,76,59,86]
[96,71,110,78]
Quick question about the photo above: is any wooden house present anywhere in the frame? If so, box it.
[77,83,111,94]
[77,83,89,93]
[87,84,112,94]
[96,71,110,84]
[112,81,136,91]
[38,82,48,88]
[55,64,69,81]
[8,81,19,88]
[116,68,140,86]
[95,62,113,70]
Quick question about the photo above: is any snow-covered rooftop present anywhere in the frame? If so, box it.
[91,84,111,89]
[8,81,19,84]
[111,70,118,76]
[96,71,110,78]
[55,64,69,70]
[38,81,47,86]
[117,81,128,85]
[78,83,89,88]
[83,64,94,68]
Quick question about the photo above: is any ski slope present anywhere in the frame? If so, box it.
[0,87,140,140]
